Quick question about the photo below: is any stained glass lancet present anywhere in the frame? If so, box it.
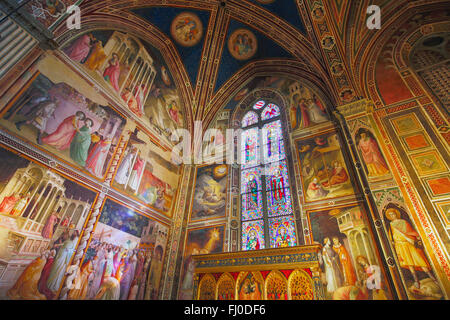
[240,102,297,251]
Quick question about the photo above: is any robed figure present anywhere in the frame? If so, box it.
[357,130,389,177]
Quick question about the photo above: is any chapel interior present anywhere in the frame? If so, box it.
[0,0,448,301]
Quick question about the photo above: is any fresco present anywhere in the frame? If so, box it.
[225,76,330,133]
[191,164,228,221]
[170,12,204,47]
[0,146,97,299]
[62,30,184,142]
[381,204,443,300]
[73,198,169,300]
[178,225,225,299]
[112,129,180,217]
[1,73,126,179]
[308,205,392,300]
[296,131,355,202]
[228,29,258,61]
[354,128,390,179]
[24,0,76,29]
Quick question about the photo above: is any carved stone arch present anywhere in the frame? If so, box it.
[197,273,216,300]
[264,270,288,300]
[287,269,314,300]
[235,271,264,300]
[215,272,235,300]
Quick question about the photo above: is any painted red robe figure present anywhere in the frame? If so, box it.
[42,213,59,239]
[38,250,56,300]
[313,94,326,113]
[332,237,357,285]
[357,131,389,177]
[323,161,349,187]
[103,54,121,92]
[42,111,86,150]
[0,193,19,214]
[299,98,310,128]
[65,34,93,62]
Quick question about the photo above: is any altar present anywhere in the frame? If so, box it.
[192,244,324,300]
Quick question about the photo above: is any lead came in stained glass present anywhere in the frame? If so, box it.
[266,187,293,217]
[269,216,297,248]
[265,161,290,190]
[241,127,260,168]
[242,191,263,220]
[242,220,265,251]
[253,100,266,110]
[241,168,262,193]
[242,111,258,127]
[263,121,285,163]
[240,102,296,250]
[261,103,280,121]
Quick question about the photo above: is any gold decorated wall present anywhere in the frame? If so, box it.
[0,0,448,301]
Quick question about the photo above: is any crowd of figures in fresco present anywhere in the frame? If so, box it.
[1,74,125,178]
[310,205,443,300]
[63,30,184,141]
[0,147,96,299]
[72,199,167,300]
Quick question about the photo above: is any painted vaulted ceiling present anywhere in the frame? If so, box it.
[12,0,448,132]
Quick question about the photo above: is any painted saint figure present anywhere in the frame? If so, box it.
[46,231,79,293]
[357,130,389,177]
[332,237,357,285]
[323,160,348,187]
[103,53,121,92]
[42,212,59,239]
[9,193,30,217]
[306,177,329,199]
[115,147,136,185]
[64,34,93,62]
[85,133,111,177]
[84,40,107,71]
[0,192,20,214]
[15,98,58,145]
[320,237,343,295]
[385,208,438,289]
[7,253,48,300]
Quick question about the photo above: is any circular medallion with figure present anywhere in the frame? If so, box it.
[170,12,203,47]
[228,29,258,60]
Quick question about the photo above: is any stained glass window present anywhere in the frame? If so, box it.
[269,216,297,248]
[253,100,266,110]
[261,103,280,121]
[241,127,260,168]
[240,102,296,250]
[242,220,265,250]
[242,111,258,127]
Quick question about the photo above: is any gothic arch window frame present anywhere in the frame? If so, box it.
[233,89,300,251]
